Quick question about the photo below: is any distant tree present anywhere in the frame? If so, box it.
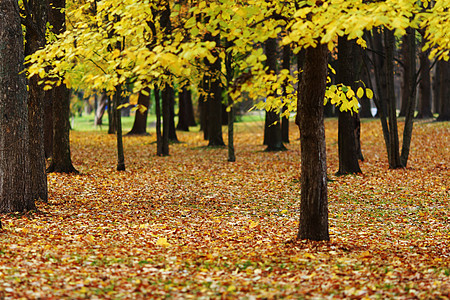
[128,89,150,135]
[336,37,362,175]
[417,34,434,119]
[177,86,196,131]
[205,32,225,147]
[0,0,36,212]
[436,60,450,121]
[264,38,286,151]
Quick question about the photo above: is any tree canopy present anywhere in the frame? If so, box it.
[29,0,450,115]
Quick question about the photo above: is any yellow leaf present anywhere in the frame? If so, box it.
[227,285,236,292]
[303,253,316,259]
[156,237,171,247]
[366,88,374,99]
[249,220,259,229]
[357,87,364,98]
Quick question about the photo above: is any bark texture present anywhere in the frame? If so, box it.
[296,44,329,241]
[264,38,286,151]
[0,0,36,212]
[24,0,49,201]
[205,33,225,147]
[47,0,78,173]
[336,37,362,175]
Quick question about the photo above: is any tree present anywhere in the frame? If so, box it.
[23,0,49,201]
[436,60,450,121]
[204,32,225,147]
[263,38,286,152]
[0,0,36,212]
[46,0,78,173]
[296,44,329,241]
[176,86,196,132]
[128,90,150,135]
[336,37,362,175]
[417,33,434,119]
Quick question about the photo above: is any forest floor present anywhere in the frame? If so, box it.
[0,118,449,299]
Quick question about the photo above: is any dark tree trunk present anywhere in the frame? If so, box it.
[107,99,116,134]
[225,41,235,162]
[24,0,49,202]
[44,92,53,158]
[385,30,402,169]
[437,60,450,121]
[357,45,373,118]
[336,37,362,175]
[399,35,410,117]
[417,37,433,119]
[177,87,196,131]
[400,28,417,167]
[295,50,306,127]
[0,0,36,212]
[155,88,165,156]
[127,89,150,135]
[296,44,329,241]
[161,86,171,155]
[47,0,78,173]
[281,44,290,143]
[264,38,286,151]
[205,33,225,147]
[168,90,178,142]
[113,88,125,171]
[199,93,208,140]
[433,60,441,114]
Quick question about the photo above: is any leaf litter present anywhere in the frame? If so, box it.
[0,119,448,299]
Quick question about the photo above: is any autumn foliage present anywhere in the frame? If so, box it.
[0,119,448,298]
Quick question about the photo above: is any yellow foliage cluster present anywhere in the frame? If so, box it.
[26,0,449,114]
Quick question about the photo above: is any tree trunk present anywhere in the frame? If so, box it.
[0,0,36,212]
[437,60,450,121]
[94,93,108,126]
[24,0,49,202]
[281,44,290,143]
[205,33,225,147]
[161,86,171,155]
[177,87,196,131]
[47,0,78,173]
[264,38,286,151]
[225,41,235,162]
[155,88,165,156]
[400,28,418,167]
[433,60,441,114]
[199,92,208,140]
[107,99,116,134]
[296,44,329,241]
[336,37,362,175]
[399,35,410,117]
[113,88,125,171]
[417,37,433,119]
[385,30,402,169]
[44,92,53,158]
[168,90,178,142]
[127,89,150,135]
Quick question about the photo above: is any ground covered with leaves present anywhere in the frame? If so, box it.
[0,119,449,299]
